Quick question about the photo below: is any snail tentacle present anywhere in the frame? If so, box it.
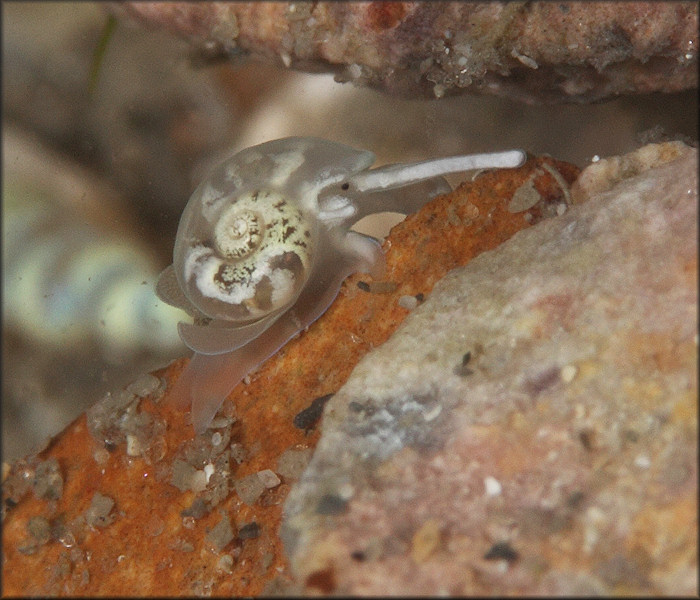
[347,149,526,193]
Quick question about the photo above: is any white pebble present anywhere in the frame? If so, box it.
[634,454,651,469]
[511,49,539,69]
[484,476,502,497]
[190,470,207,493]
[422,404,442,422]
[560,364,578,383]
[204,463,215,483]
[348,63,362,79]
[337,482,355,500]
[126,434,142,457]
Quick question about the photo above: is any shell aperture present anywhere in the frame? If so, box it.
[157,137,525,433]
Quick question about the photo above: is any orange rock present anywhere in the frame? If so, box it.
[1,156,579,596]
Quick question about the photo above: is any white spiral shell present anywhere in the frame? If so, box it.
[178,188,314,322]
[156,137,525,433]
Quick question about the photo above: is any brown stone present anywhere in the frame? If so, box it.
[110,2,698,102]
[281,144,697,595]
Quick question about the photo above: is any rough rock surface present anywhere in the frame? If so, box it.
[281,143,697,595]
[110,1,698,103]
[1,156,578,595]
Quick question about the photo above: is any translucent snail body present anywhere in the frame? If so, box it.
[157,137,525,433]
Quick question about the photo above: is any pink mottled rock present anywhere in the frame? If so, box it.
[110,2,697,102]
[281,143,697,595]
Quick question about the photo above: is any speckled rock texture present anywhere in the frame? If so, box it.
[110,1,698,102]
[1,156,579,596]
[281,143,697,595]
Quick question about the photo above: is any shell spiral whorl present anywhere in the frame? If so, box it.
[214,207,263,259]
[178,188,315,323]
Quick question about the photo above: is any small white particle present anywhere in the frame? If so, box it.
[211,432,223,446]
[634,454,651,469]
[591,155,600,162]
[348,63,362,79]
[560,364,578,383]
[337,482,355,500]
[423,404,442,422]
[280,52,291,67]
[556,203,567,216]
[126,434,142,457]
[204,463,215,483]
[190,470,207,493]
[484,476,502,497]
[511,49,538,69]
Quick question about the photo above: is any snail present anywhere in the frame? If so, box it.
[156,137,525,433]
[3,176,185,356]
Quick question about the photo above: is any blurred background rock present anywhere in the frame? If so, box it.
[2,2,697,462]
